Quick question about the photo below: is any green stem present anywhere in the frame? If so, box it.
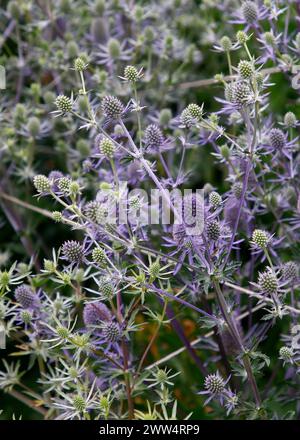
[226,50,232,76]
[213,278,262,407]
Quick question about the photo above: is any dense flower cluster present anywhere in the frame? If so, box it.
[0,0,300,422]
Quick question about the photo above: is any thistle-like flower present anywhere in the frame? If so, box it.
[242,1,258,24]
[74,57,87,72]
[15,284,38,309]
[145,367,180,390]
[279,346,294,364]
[144,124,164,150]
[282,262,298,282]
[269,128,285,149]
[121,65,143,82]
[33,175,51,193]
[209,191,222,208]
[232,81,252,108]
[258,268,278,295]
[251,229,270,249]
[204,373,225,394]
[219,36,232,52]
[99,138,116,159]
[206,220,221,241]
[62,241,85,264]
[92,247,107,267]
[283,112,297,128]
[236,31,249,45]
[83,302,112,327]
[101,95,124,119]
[238,60,254,79]
[232,182,243,199]
[180,103,203,127]
[84,201,104,224]
[55,95,73,113]
[101,321,121,343]
[199,372,230,406]
[58,177,72,194]
[97,278,114,300]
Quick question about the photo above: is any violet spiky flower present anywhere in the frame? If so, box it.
[232,81,252,108]
[123,65,143,82]
[144,124,164,150]
[269,128,285,149]
[15,284,38,309]
[258,268,278,295]
[204,372,225,394]
[282,262,298,282]
[232,182,243,199]
[101,95,124,119]
[252,229,269,249]
[62,241,85,264]
[180,103,203,127]
[187,103,203,120]
[102,321,121,343]
[209,191,222,208]
[242,1,258,24]
[83,302,112,327]
[206,220,221,241]
[84,201,100,223]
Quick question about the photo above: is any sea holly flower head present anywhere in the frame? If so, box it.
[101,95,124,119]
[54,95,73,114]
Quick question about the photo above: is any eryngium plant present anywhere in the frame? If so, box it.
[0,0,300,421]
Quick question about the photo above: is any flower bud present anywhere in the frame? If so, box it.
[269,128,285,149]
[99,138,116,158]
[242,1,258,23]
[220,36,232,52]
[92,247,107,267]
[252,229,269,248]
[204,373,225,394]
[258,269,278,294]
[62,240,85,263]
[209,191,222,208]
[15,284,37,309]
[206,220,221,241]
[124,65,139,82]
[74,57,87,72]
[284,112,297,128]
[83,302,112,326]
[33,175,51,193]
[101,95,124,119]
[238,60,254,79]
[55,95,73,113]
